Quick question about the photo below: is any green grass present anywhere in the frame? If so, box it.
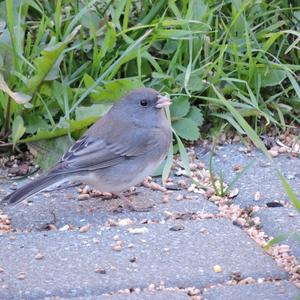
[0,0,299,146]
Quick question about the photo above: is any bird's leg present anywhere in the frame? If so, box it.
[115,192,153,212]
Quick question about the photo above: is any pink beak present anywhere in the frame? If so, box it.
[155,95,172,109]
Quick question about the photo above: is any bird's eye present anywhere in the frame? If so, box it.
[140,99,148,107]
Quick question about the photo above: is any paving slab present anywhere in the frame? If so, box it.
[0,179,217,231]
[197,143,300,207]
[58,290,190,300]
[0,219,285,299]
[255,207,300,260]
[202,281,299,300]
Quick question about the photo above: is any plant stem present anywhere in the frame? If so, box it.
[3,98,12,140]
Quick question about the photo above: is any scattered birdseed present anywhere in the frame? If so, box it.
[162,194,169,203]
[78,193,90,201]
[117,218,133,226]
[79,224,91,233]
[95,267,106,274]
[59,225,70,231]
[113,235,120,241]
[213,265,222,273]
[254,191,261,201]
[268,149,279,157]
[176,194,183,201]
[112,244,122,251]
[34,253,45,260]
[128,227,149,234]
[17,272,27,280]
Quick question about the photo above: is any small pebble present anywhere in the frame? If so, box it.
[129,256,137,263]
[169,224,184,231]
[228,188,239,199]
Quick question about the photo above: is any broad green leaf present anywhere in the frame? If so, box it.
[26,25,80,95]
[28,135,73,171]
[286,71,300,100]
[83,75,143,102]
[187,106,204,126]
[172,118,200,141]
[11,115,26,146]
[162,144,173,185]
[170,96,190,120]
[257,68,287,87]
[176,73,206,92]
[97,22,116,61]
[69,29,153,113]
[174,131,191,177]
[20,118,95,143]
[152,159,166,177]
[24,115,50,134]
[75,104,111,121]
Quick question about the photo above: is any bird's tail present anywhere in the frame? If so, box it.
[1,173,64,206]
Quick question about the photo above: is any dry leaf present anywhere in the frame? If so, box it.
[0,73,31,104]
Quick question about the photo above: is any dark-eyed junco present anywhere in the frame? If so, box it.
[1,88,172,208]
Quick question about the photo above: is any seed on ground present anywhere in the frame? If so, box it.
[79,224,91,233]
[34,253,45,260]
[95,268,106,274]
[213,264,222,273]
[17,272,27,280]
[78,193,90,201]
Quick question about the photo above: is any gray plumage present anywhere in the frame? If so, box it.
[1,88,172,205]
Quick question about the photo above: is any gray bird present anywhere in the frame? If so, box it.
[1,88,172,209]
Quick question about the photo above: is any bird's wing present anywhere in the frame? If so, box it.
[50,127,161,175]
